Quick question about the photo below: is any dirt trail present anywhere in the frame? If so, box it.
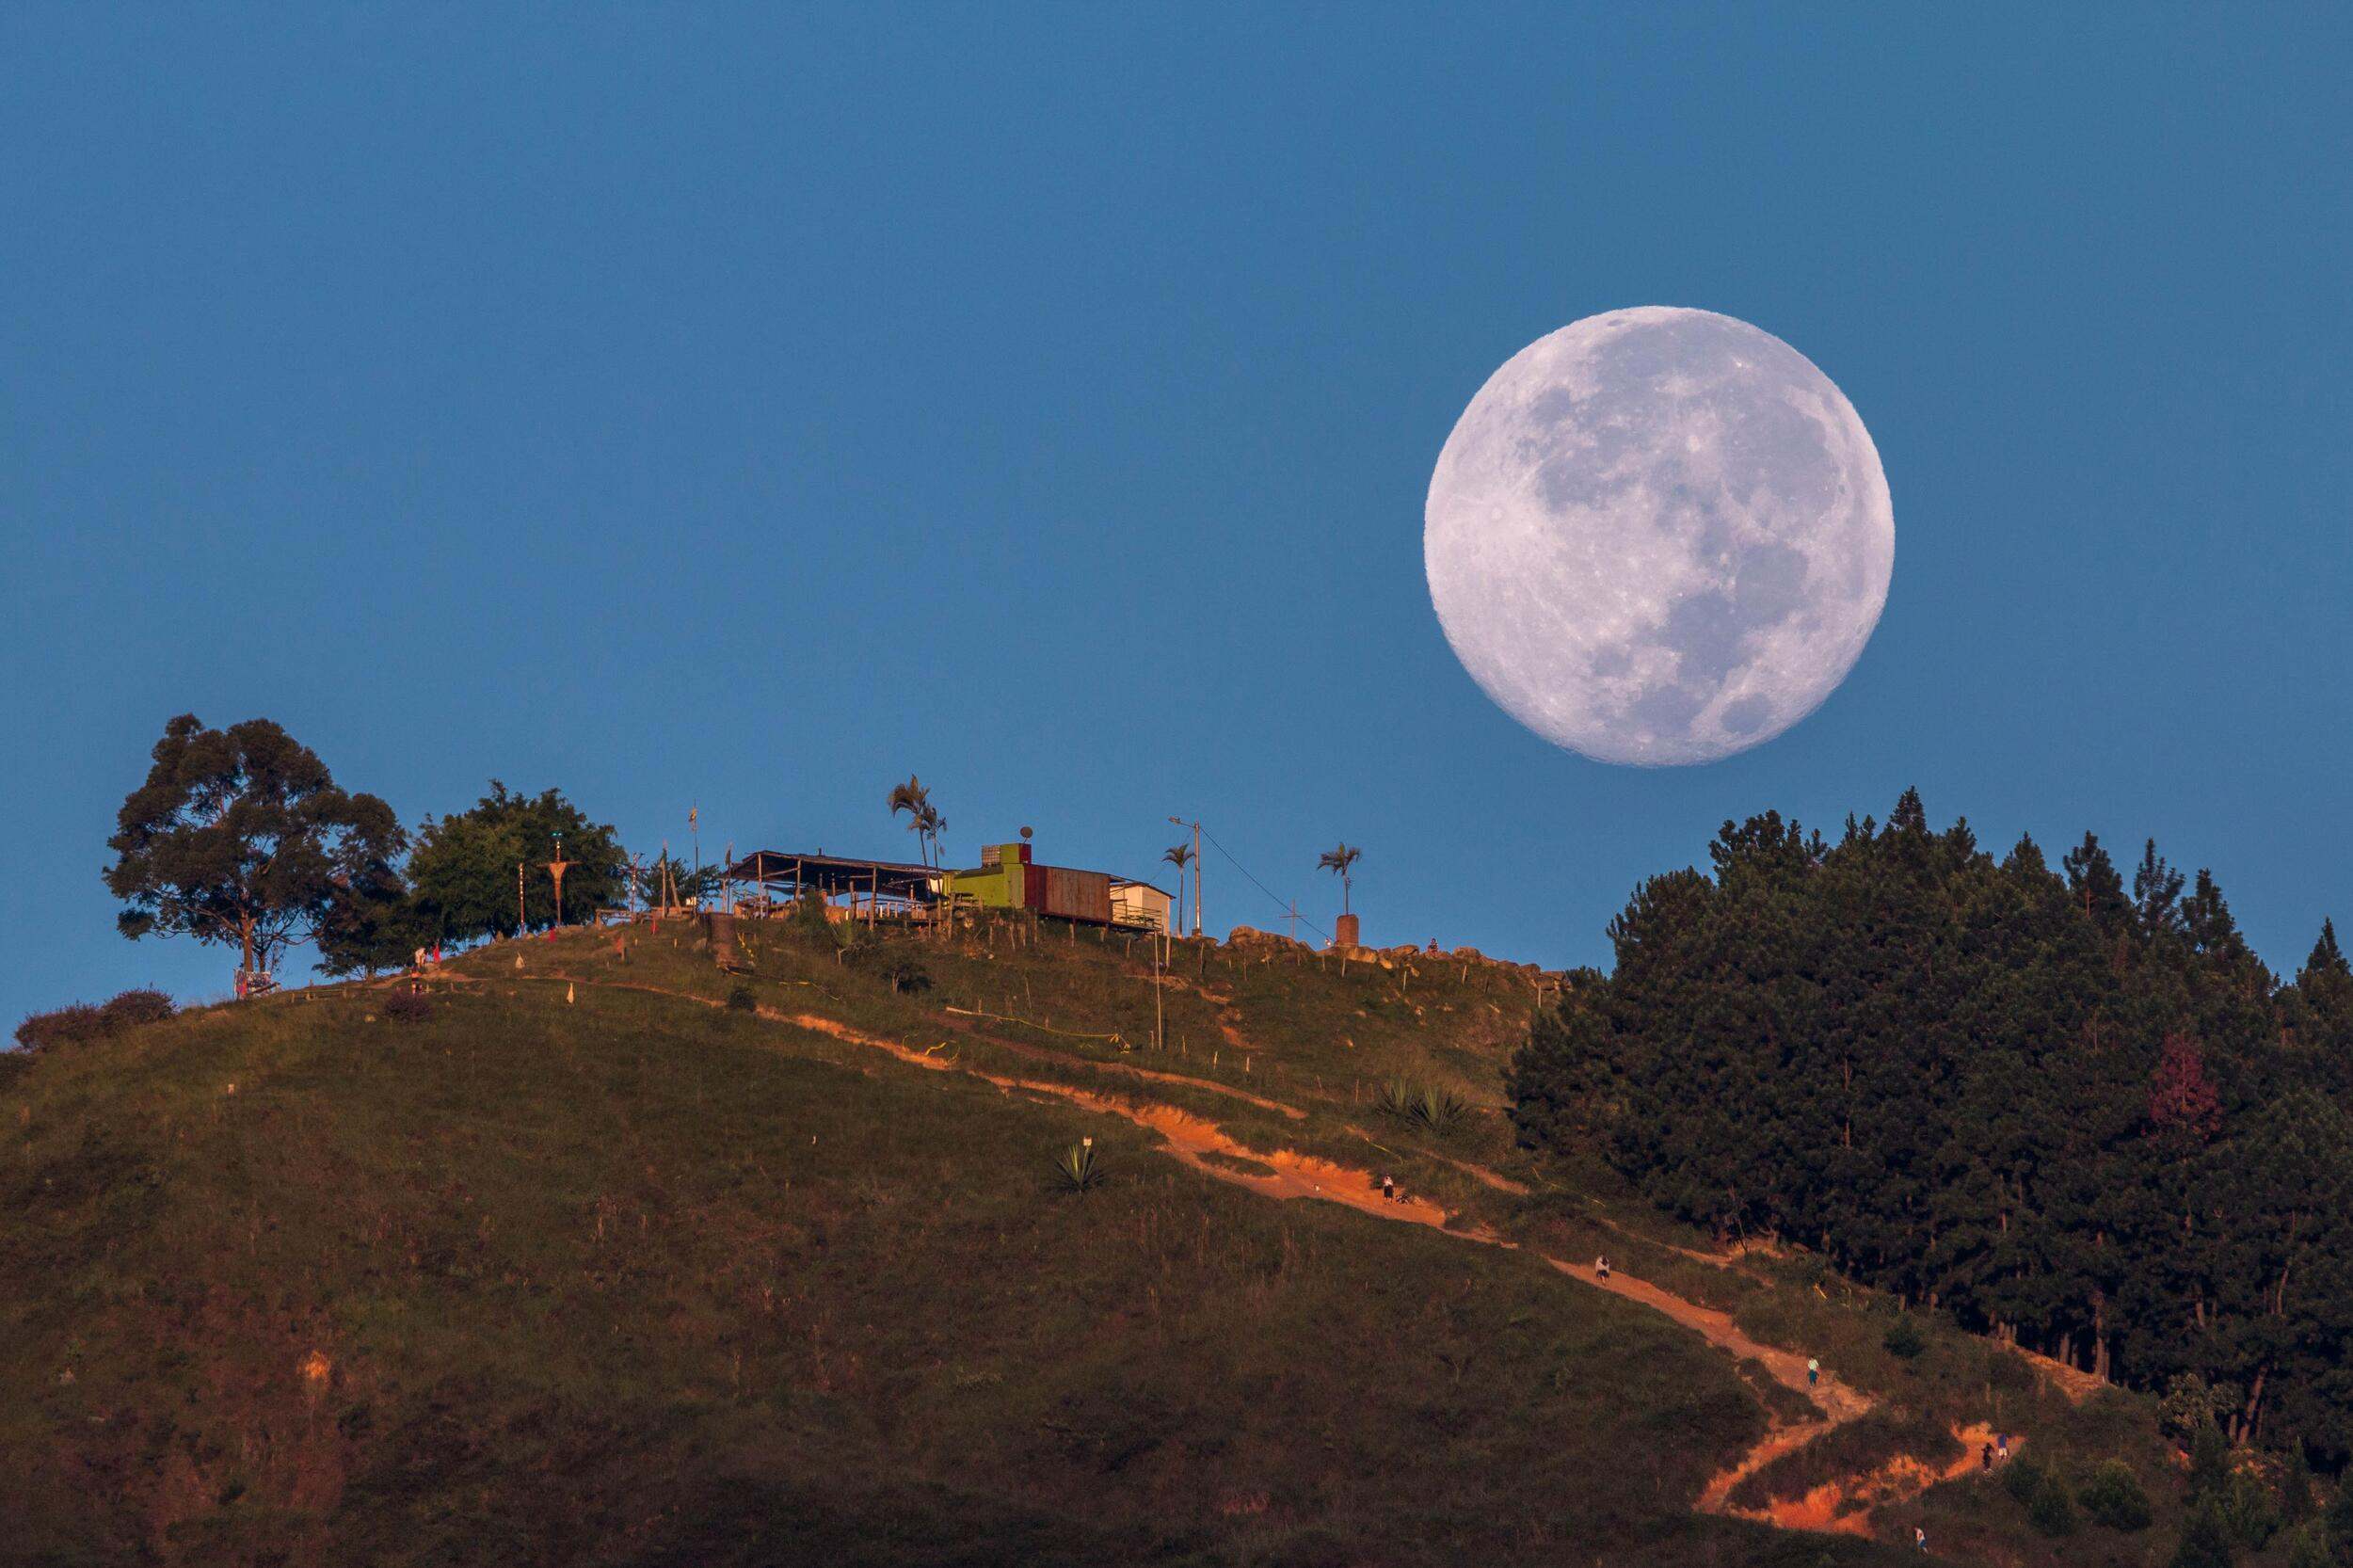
[1741,1422,2011,1536]
[505,968,2000,1541]
[935,1007,1305,1121]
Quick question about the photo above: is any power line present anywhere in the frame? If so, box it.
[1199,823,1330,944]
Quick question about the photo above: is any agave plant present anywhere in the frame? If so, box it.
[1051,1137,1108,1194]
[1375,1078,1469,1137]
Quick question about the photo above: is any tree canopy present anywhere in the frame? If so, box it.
[104,714,404,976]
[1511,791,2353,1464]
[407,783,626,942]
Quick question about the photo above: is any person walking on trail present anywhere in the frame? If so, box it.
[1380,1173,1395,1202]
[1980,1441,1993,1472]
[1995,1432,2009,1462]
[1914,1526,1927,1553]
[1807,1357,1820,1388]
[1595,1255,1610,1280]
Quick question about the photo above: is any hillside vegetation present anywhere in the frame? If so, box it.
[1513,794,2353,1466]
[0,903,2292,1567]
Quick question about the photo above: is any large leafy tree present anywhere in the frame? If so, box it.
[314,841,423,977]
[407,783,626,942]
[104,714,405,978]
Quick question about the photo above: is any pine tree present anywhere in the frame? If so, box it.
[2170,1498,2236,1568]
[2187,1422,2233,1502]
[2063,831,2132,940]
[2311,920,2350,980]
[2134,839,2187,943]
[2150,1033,2224,1149]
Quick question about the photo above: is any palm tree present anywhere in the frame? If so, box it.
[1319,842,1361,916]
[888,776,947,867]
[1162,842,1193,933]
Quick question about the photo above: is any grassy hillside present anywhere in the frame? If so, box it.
[0,914,2254,1566]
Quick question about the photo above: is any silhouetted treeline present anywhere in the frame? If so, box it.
[1511,790,2353,1464]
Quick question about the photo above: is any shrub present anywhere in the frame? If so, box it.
[14,988,179,1053]
[2226,1470,2282,1550]
[1051,1139,1107,1194]
[2165,1373,2237,1440]
[98,988,176,1031]
[2079,1460,2153,1532]
[382,989,435,1024]
[2027,1468,2079,1537]
[1374,1079,1469,1137]
[727,983,758,1013]
[2169,1498,2235,1568]
[880,957,932,996]
[14,1003,108,1052]
[790,889,837,946]
[1881,1314,1926,1360]
[2003,1453,2048,1508]
[2284,1520,2331,1568]
[2187,1423,2231,1502]
[2329,1482,2353,1560]
[2283,1445,2315,1523]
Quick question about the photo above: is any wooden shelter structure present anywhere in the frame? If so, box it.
[724,851,941,925]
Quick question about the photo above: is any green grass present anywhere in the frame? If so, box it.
[0,916,2215,1566]
[0,952,1861,1568]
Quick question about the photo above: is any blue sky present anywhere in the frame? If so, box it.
[4,6,2348,1026]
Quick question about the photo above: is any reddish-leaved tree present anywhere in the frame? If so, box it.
[2148,1031,2223,1146]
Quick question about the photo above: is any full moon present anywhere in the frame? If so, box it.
[1424,307,1894,765]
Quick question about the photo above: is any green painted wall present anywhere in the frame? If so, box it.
[941,843,1030,910]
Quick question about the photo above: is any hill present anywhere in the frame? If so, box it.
[0,911,2239,1566]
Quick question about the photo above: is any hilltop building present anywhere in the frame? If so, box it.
[1109,878,1173,933]
[724,835,1165,931]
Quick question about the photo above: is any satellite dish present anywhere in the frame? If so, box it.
[1019,825,1033,840]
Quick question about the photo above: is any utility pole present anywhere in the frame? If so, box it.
[1167,816,1202,937]
[689,807,700,909]
[517,861,526,936]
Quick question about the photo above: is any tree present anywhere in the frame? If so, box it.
[2063,831,2131,937]
[2151,1032,2224,1150]
[104,714,404,979]
[407,783,625,942]
[2310,920,2349,982]
[2171,1498,2236,1568]
[2134,839,2187,943]
[2188,1422,2233,1502]
[2079,1460,2153,1531]
[1508,790,2353,1455]
[314,861,422,977]
[1162,842,1193,933]
[887,776,946,867]
[1318,842,1362,917]
[635,851,717,910]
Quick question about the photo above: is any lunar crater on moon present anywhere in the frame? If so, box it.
[1424,307,1894,765]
